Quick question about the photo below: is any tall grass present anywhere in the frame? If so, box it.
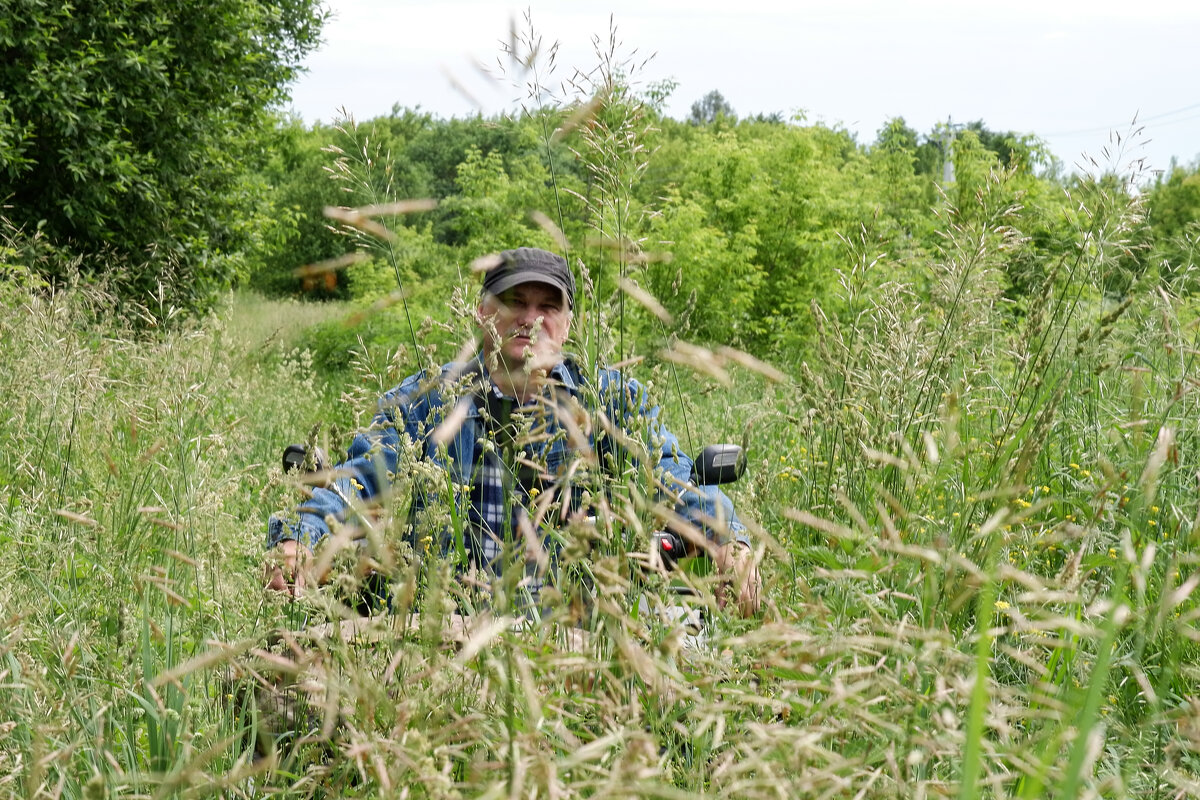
[0,287,338,797]
[738,157,1200,797]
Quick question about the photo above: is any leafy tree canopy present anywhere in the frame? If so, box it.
[0,0,326,309]
[688,90,737,125]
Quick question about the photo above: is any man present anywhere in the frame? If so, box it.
[265,247,760,617]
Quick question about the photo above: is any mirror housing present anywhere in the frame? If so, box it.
[282,444,329,475]
[690,444,745,486]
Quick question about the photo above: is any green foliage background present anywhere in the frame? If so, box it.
[0,0,325,310]
[241,96,1200,365]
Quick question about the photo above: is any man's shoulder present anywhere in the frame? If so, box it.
[550,357,650,398]
[381,361,476,413]
[553,354,590,388]
[553,356,641,401]
[591,364,645,395]
[379,356,640,407]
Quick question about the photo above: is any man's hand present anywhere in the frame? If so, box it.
[715,540,761,618]
[263,539,314,596]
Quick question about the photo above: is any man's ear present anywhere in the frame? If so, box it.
[475,295,493,325]
[476,299,500,340]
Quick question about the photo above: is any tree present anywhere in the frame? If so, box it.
[960,121,1055,176]
[0,0,326,310]
[1146,164,1200,290]
[688,90,736,125]
[647,118,875,354]
[245,117,352,299]
[436,145,556,257]
[871,117,931,224]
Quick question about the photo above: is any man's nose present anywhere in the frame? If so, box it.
[515,303,541,325]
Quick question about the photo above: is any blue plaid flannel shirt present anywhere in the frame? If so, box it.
[268,356,746,603]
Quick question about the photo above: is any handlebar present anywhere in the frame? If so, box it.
[652,530,688,569]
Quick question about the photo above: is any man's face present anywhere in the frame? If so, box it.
[478,281,571,374]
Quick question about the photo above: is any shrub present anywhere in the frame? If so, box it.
[0,0,325,311]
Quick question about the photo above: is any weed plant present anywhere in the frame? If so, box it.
[4,29,1200,800]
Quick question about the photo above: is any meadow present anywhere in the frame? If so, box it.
[3,144,1200,798]
[4,17,1200,796]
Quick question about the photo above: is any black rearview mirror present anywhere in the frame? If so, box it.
[690,444,745,486]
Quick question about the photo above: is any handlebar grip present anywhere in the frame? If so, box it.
[282,444,329,475]
[652,531,687,569]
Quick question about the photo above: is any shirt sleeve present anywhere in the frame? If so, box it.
[266,378,419,550]
[599,371,748,547]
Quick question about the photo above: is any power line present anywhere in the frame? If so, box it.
[1148,110,1200,130]
[1043,101,1200,137]
[1137,102,1200,124]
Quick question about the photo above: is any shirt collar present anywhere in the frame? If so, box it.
[469,353,578,406]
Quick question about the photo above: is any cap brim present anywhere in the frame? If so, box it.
[485,273,573,306]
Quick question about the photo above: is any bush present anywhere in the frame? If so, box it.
[0,217,55,304]
[296,295,469,377]
[0,0,325,312]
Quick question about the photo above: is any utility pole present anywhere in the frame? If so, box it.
[938,116,965,186]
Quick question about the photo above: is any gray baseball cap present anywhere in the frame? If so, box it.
[482,247,575,309]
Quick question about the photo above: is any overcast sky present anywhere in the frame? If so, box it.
[287,0,1200,176]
